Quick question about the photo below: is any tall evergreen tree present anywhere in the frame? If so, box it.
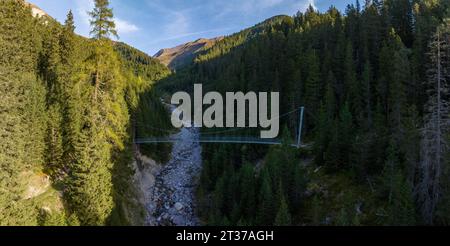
[344,41,363,123]
[89,0,118,40]
[362,60,373,129]
[304,49,321,126]
[385,0,414,47]
[388,31,410,146]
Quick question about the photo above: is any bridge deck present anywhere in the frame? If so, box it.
[135,136,305,148]
[135,107,305,148]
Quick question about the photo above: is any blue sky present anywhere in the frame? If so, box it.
[29,0,355,55]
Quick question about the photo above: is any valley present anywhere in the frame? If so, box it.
[146,106,202,226]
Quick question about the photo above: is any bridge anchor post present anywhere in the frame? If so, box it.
[296,107,304,148]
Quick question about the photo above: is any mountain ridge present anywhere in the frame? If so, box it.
[154,37,223,70]
[154,15,293,70]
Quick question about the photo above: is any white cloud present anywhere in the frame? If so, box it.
[149,27,235,44]
[166,11,190,38]
[235,0,284,13]
[258,0,316,13]
[244,0,284,10]
[296,0,316,11]
[115,18,140,34]
[144,0,192,39]
[141,0,317,52]
[76,0,94,25]
[213,0,314,21]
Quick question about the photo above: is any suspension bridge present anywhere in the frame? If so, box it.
[135,107,306,148]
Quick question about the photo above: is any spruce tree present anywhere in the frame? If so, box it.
[388,31,410,146]
[60,10,81,169]
[344,41,363,122]
[362,61,373,129]
[41,23,64,176]
[386,0,414,47]
[304,48,321,126]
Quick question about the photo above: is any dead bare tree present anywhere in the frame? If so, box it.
[417,20,449,225]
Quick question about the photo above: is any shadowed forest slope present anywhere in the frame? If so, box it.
[157,1,450,226]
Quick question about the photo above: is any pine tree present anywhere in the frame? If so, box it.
[304,48,321,126]
[60,10,76,65]
[314,79,335,165]
[66,114,112,225]
[60,11,81,169]
[325,72,337,119]
[361,60,373,129]
[41,23,64,176]
[377,42,392,116]
[89,0,118,40]
[344,41,363,122]
[45,104,64,175]
[386,0,414,47]
[411,1,440,110]
[388,31,410,146]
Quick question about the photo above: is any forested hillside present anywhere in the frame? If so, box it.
[0,0,170,225]
[158,0,450,225]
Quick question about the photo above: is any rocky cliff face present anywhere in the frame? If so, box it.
[154,37,223,70]
[25,1,49,18]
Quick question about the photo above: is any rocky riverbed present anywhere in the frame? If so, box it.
[145,124,203,226]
